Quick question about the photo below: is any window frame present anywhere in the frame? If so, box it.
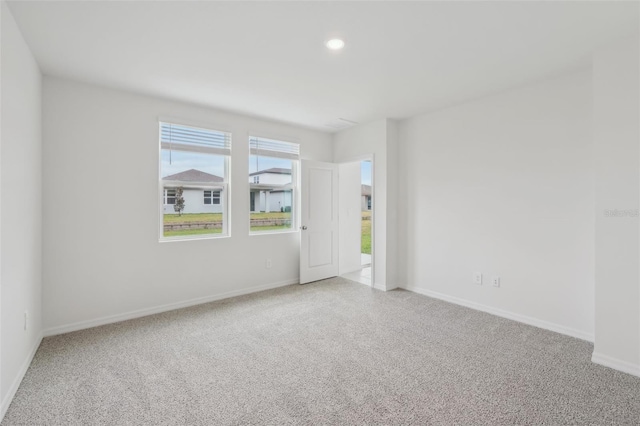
[158,120,232,242]
[248,136,299,236]
[203,190,221,205]
[164,188,177,205]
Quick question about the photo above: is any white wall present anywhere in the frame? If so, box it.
[338,161,362,275]
[0,1,43,417]
[592,37,640,375]
[386,121,399,288]
[398,69,595,340]
[333,119,398,290]
[42,77,332,333]
[251,172,291,185]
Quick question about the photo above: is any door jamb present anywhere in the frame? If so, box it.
[337,154,375,288]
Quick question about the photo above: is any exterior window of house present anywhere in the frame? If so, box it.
[249,136,299,234]
[203,190,220,205]
[164,189,177,205]
[160,121,231,240]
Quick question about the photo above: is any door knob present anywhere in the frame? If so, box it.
[301,225,308,230]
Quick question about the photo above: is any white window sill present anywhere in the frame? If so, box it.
[249,229,299,237]
[159,234,230,243]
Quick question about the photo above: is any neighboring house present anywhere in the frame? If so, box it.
[249,168,292,213]
[163,169,223,214]
[361,185,371,211]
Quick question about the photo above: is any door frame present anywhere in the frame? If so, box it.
[338,154,375,287]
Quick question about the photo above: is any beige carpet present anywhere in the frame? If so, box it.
[3,277,639,425]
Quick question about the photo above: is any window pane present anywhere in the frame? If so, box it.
[249,153,295,232]
[161,150,225,179]
[160,123,229,240]
[165,189,176,205]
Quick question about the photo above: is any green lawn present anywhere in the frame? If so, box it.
[250,212,292,233]
[250,225,292,232]
[249,212,291,220]
[163,212,370,248]
[163,213,222,223]
[164,228,223,237]
[163,212,292,237]
[361,212,371,255]
[164,212,291,223]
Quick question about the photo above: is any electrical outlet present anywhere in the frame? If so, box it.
[474,272,483,285]
[493,277,501,288]
[266,259,272,269]
[24,311,28,331]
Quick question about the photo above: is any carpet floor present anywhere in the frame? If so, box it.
[2,277,639,425]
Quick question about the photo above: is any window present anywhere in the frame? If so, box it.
[160,121,231,240]
[249,136,299,233]
[164,189,176,205]
[203,190,220,205]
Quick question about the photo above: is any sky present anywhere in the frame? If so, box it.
[361,160,372,186]
[161,150,225,178]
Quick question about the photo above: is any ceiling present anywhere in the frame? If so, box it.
[7,1,639,132]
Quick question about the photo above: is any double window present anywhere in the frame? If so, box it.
[159,121,231,240]
[159,122,300,240]
[249,136,299,233]
[203,190,220,205]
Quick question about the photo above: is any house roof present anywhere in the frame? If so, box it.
[162,169,223,182]
[249,167,291,177]
[362,185,371,196]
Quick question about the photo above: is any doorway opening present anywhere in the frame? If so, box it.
[360,159,372,268]
[339,158,373,287]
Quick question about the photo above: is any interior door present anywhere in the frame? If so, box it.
[300,160,339,284]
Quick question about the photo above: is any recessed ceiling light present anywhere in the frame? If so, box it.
[326,38,345,50]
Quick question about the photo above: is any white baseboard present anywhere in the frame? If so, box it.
[384,283,400,291]
[592,352,640,378]
[404,285,594,342]
[1,332,43,422]
[43,278,299,337]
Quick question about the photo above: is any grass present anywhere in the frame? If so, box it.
[164,213,222,223]
[361,211,371,255]
[163,212,292,237]
[250,225,292,232]
[250,212,292,233]
[163,212,370,250]
[249,212,292,220]
[164,228,222,237]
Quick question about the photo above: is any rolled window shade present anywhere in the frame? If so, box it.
[249,136,299,160]
[161,122,231,156]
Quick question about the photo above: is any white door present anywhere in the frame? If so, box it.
[300,160,339,284]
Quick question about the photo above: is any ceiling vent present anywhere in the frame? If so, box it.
[325,118,359,130]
